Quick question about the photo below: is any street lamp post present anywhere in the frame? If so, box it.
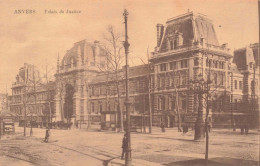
[192,79,205,141]
[190,76,211,141]
[123,9,132,166]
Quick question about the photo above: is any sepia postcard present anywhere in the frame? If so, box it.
[0,0,259,166]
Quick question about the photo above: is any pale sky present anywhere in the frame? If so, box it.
[0,0,258,93]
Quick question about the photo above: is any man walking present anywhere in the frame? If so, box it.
[44,127,50,143]
[121,134,127,160]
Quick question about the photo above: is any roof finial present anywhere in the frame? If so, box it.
[188,9,190,13]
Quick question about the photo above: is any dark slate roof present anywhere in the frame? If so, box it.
[233,47,255,70]
[250,43,259,67]
[160,12,219,52]
[230,63,241,75]
[233,48,247,70]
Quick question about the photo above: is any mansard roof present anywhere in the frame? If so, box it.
[230,63,242,75]
[233,46,255,70]
[160,12,219,52]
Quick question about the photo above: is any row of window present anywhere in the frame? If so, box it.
[160,59,188,72]
[157,97,187,110]
[206,59,225,69]
[90,79,147,97]
[90,101,118,114]
[157,72,224,89]
[234,80,243,90]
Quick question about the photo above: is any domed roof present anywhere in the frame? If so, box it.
[60,40,105,68]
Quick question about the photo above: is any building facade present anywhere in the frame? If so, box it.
[150,12,232,127]
[11,12,258,130]
[9,63,55,126]
[54,40,107,126]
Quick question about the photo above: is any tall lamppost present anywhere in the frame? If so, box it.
[123,9,132,166]
[190,74,211,141]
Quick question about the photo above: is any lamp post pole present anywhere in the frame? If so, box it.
[194,86,205,141]
[123,9,132,166]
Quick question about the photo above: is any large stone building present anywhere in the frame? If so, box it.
[11,12,259,130]
[150,12,234,127]
[9,63,55,126]
[54,40,107,125]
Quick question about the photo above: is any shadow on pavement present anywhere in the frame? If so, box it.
[163,157,259,166]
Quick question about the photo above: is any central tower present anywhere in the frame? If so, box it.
[54,40,106,125]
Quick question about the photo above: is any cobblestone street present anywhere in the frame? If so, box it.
[0,126,259,166]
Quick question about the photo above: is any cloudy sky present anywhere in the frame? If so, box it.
[0,0,258,93]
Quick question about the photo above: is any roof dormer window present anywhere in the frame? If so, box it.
[167,31,183,51]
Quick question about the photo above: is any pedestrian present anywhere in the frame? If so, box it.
[161,122,165,132]
[240,126,244,135]
[182,124,188,135]
[245,124,249,135]
[207,121,212,133]
[121,134,127,160]
[44,127,50,143]
[76,121,78,129]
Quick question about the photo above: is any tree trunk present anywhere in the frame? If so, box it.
[116,84,124,132]
[148,75,152,134]
[174,86,182,132]
[24,104,26,136]
[30,115,33,136]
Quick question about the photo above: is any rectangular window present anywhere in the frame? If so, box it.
[234,80,238,89]
[174,40,177,49]
[158,98,161,110]
[110,114,116,122]
[99,87,102,96]
[214,61,218,68]
[160,63,167,71]
[239,81,242,90]
[91,87,94,96]
[170,41,174,50]
[181,60,188,68]
[194,58,199,66]
[182,100,186,110]
[99,103,102,113]
[91,102,94,113]
[81,86,84,97]
[220,74,224,85]
[80,100,84,114]
[170,62,177,70]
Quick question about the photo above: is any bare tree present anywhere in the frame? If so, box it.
[25,65,43,136]
[169,71,182,132]
[99,25,125,132]
[43,65,56,128]
[139,46,153,134]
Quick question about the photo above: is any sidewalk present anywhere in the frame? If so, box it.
[107,127,259,166]
[108,156,259,166]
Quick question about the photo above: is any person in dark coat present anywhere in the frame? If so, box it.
[245,124,249,135]
[121,134,128,159]
[161,122,165,132]
[44,127,50,143]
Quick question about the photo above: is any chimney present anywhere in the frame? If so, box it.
[94,40,100,65]
[156,24,164,47]
[200,37,205,47]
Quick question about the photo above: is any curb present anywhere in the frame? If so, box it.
[107,158,162,166]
